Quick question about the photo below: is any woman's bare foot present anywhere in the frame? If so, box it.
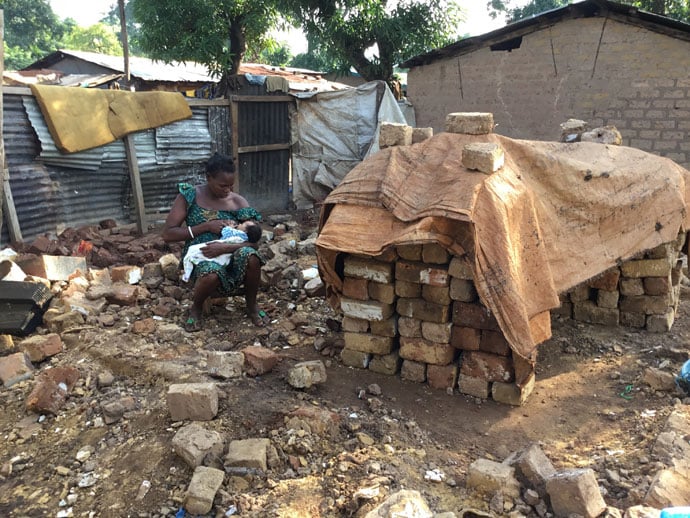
[248,309,268,327]
[184,307,203,332]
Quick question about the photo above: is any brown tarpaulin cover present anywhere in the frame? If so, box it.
[30,84,193,153]
[317,132,690,383]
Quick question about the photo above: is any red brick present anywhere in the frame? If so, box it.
[167,383,219,422]
[369,317,398,338]
[242,346,279,376]
[17,254,87,281]
[479,330,511,357]
[110,265,143,285]
[368,282,396,304]
[422,243,450,264]
[400,360,426,382]
[343,277,369,300]
[106,283,140,306]
[25,366,80,415]
[397,298,449,323]
[450,326,481,350]
[452,302,500,330]
[398,317,422,338]
[0,352,34,387]
[396,244,422,261]
[400,337,456,365]
[20,334,64,363]
[342,316,369,333]
[28,236,57,255]
[427,364,458,390]
[395,280,421,298]
[643,275,671,296]
[460,351,514,382]
[344,332,395,355]
[395,261,449,287]
[422,285,451,306]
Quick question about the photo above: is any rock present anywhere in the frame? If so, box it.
[106,283,140,306]
[304,277,326,297]
[0,334,15,354]
[172,423,225,469]
[25,366,80,415]
[581,126,622,145]
[167,383,219,421]
[242,346,279,377]
[158,253,180,281]
[110,265,142,285]
[184,466,225,515]
[0,352,35,387]
[642,367,677,392]
[644,468,690,508]
[546,468,607,518]
[206,351,244,379]
[132,318,157,334]
[101,401,125,424]
[287,360,327,388]
[45,310,85,334]
[19,333,64,363]
[467,458,521,499]
[624,505,662,518]
[97,371,115,388]
[362,489,432,518]
[225,438,271,472]
[512,443,557,497]
[560,119,589,142]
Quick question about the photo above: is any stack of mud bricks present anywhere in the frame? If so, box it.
[339,243,528,406]
[555,231,687,332]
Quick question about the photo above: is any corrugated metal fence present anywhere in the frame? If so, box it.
[1,87,292,246]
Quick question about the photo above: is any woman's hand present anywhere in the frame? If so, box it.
[200,241,233,258]
[204,219,235,235]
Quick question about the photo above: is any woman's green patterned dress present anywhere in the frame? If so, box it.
[178,183,263,294]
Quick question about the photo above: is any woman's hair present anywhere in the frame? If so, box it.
[205,153,235,177]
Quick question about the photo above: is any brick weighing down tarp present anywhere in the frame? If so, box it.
[316,132,690,382]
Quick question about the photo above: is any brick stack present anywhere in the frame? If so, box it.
[555,232,686,333]
[339,242,532,405]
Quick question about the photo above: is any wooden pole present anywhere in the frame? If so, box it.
[123,135,146,235]
[0,10,22,242]
[118,0,131,87]
[230,97,240,194]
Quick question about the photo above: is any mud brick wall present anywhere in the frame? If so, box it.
[554,232,686,332]
[338,243,531,406]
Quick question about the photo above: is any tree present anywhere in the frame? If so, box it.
[62,23,124,55]
[280,0,463,83]
[0,0,71,69]
[487,0,689,23]
[130,0,281,82]
[101,0,147,57]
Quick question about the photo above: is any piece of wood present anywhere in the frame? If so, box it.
[237,143,291,154]
[230,99,240,194]
[229,95,293,103]
[123,134,146,235]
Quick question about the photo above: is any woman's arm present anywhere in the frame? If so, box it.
[201,241,256,257]
[162,194,236,242]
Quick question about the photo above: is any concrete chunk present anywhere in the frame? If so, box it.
[546,468,607,518]
[206,351,244,379]
[343,256,394,283]
[225,438,270,471]
[287,360,327,388]
[467,458,520,498]
[379,122,413,148]
[0,352,34,387]
[462,142,505,174]
[172,423,225,468]
[185,466,225,515]
[167,383,219,421]
[512,442,556,496]
[445,112,494,135]
[341,298,394,321]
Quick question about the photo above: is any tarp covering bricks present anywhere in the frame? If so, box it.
[317,126,690,386]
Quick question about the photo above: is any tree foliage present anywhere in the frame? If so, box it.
[62,23,124,56]
[0,0,71,69]
[101,0,146,56]
[130,0,281,78]
[487,0,689,23]
[280,0,463,82]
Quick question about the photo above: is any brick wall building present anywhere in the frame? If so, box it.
[401,0,690,169]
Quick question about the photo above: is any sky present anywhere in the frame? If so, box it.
[48,0,513,55]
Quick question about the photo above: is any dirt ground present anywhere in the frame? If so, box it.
[0,219,689,518]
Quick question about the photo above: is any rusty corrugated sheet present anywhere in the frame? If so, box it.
[239,149,290,213]
[155,108,212,163]
[3,95,40,166]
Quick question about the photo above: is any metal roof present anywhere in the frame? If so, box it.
[401,0,690,68]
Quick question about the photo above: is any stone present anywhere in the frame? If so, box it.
[362,489,432,518]
[624,506,664,518]
[400,360,426,383]
[19,333,63,363]
[368,282,396,304]
[17,255,87,281]
[343,256,394,283]
[369,316,398,337]
[560,118,589,142]
[581,126,622,145]
[304,277,326,297]
[546,469,607,518]
[587,268,620,291]
[620,278,645,296]
[411,127,434,144]
[158,253,180,281]
[620,311,646,328]
[132,318,157,334]
[445,112,494,135]
[448,256,473,279]
[0,352,34,387]
[0,334,15,354]
[457,374,490,398]
[225,438,271,471]
[512,443,556,497]
[344,332,395,355]
[101,400,126,424]
[645,468,690,508]
[573,300,619,326]
[287,360,327,388]
[341,298,394,322]
[97,371,115,388]
[450,326,481,350]
[397,298,450,323]
[427,364,458,390]
[461,351,514,382]
[167,383,219,421]
[184,466,225,515]
[379,122,413,148]
[45,310,85,334]
[597,289,620,309]
[110,265,142,285]
[398,317,422,338]
[400,337,455,365]
[242,346,279,376]
[342,316,369,333]
[492,374,535,406]
[452,302,500,330]
[421,321,453,344]
[646,310,675,333]
[369,351,402,375]
[467,458,520,498]
[343,277,369,300]
[642,367,677,391]
[25,366,80,415]
[207,351,244,379]
[643,275,672,296]
[395,280,422,298]
[422,243,450,264]
[620,295,672,315]
[450,278,478,302]
[340,348,371,369]
[422,284,451,306]
[106,283,140,306]
[396,244,423,261]
[172,423,225,468]
[462,143,505,174]
[621,257,673,278]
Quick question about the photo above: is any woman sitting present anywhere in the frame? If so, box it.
[162,153,265,331]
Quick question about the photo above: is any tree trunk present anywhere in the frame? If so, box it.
[118,0,130,87]
[229,18,246,76]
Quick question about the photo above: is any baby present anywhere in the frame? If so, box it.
[182,220,262,282]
